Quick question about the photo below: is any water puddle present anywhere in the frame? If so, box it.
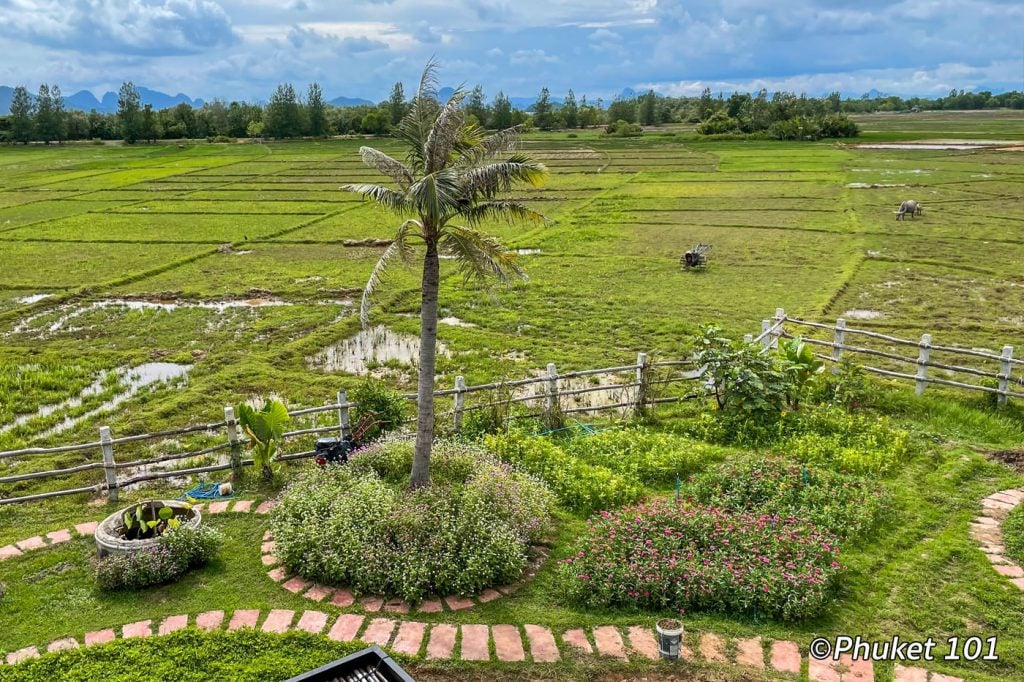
[2,363,191,436]
[308,325,449,374]
[15,294,53,305]
[439,316,476,328]
[515,249,542,255]
[842,309,885,320]
[856,141,1015,150]
[847,183,907,189]
[515,372,632,412]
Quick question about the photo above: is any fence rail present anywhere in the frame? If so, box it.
[0,354,700,506]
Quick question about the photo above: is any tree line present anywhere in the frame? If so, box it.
[1,79,1021,145]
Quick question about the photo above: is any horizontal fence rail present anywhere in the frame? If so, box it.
[0,354,701,506]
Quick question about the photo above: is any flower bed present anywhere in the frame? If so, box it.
[686,455,892,541]
[94,525,222,590]
[271,439,555,601]
[559,500,843,620]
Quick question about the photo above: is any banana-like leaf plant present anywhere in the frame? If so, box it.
[779,335,825,408]
[236,399,290,481]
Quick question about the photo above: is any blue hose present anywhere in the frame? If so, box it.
[179,480,233,501]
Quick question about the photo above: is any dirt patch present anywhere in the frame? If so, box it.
[991,449,1024,473]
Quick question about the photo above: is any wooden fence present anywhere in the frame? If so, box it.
[0,355,702,506]
[757,308,1022,406]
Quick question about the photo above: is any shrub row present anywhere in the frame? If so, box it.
[94,525,222,590]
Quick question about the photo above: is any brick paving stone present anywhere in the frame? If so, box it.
[477,588,502,603]
[427,624,457,660]
[524,624,560,663]
[47,638,79,652]
[296,610,329,634]
[808,656,841,682]
[46,529,73,544]
[261,554,279,566]
[930,674,964,682]
[736,636,765,669]
[231,500,253,513]
[207,501,230,514]
[393,621,427,656]
[361,618,396,647]
[460,624,490,661]
[493,625,525,662]
[255,500,276,514]
[283,576,310,593]
[263,530,273,541]
[228,609,261,631]
[5,646,39,664]
[192,503,205,512]
[0,545,23,561]
[84,629,115,646]
[995,564,1024,578]
[444,595,474,611]
[196,610,224,631]
[330,588,355,607]
[1012,577,1024,590]
[304,584,332,601]
[417,598,443,614]
[328,614,364,642]
[16,536,45,551]
[626,625,659,660]
[593,626,627,660]
[360,596,383,612]
[699,632,727,663]
[261,609,294,633]
[158,615,189,635]
[893,664,928,682]
[123,620,152,639]
[267,567,288,582]
[261,541,276,553]
[383,598,410,614]
[770,640,802,674]
[562,629,592,654]
[74,521,99,536]
[992,490,1024,505]
[975,516,999,526]
[841,653,873,681]
[988,554,1010,565]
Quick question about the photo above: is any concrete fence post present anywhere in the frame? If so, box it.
[453,375,466,431]
[772,308,786,349]
[832,318,847,373]
[546,363,558,421]
[224,406,243,480]
[635,352,649,417]
[998,345,1013,408]
[916,333,932,396]
[760,320,771,348]
[100,426,118,503]
[337,390,351,440]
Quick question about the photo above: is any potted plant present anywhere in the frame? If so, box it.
[236,399,290,481]
[656,618,685,661]
[94,499,201,558]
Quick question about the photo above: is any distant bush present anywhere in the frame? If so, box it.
[94,525,221,590]
[604,119,643,137]
[697,112,739,135]
[206,135,234,143]
[559,499,843,620]
[566,132,578,138]
[1004,504,1024,566]
[485,431,643,515]
[272,440,554,600]
[687,455,893,541]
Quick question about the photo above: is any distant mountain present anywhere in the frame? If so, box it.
[0,85,205,114]
[329,95,374,108]
[509,96,564,110]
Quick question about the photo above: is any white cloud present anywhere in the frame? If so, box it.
[510,49,558,65]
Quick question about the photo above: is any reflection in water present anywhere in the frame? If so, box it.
[308,326,449,374]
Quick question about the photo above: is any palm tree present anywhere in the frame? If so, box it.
[342,61,548,489]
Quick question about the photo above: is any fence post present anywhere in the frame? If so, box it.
[453,375,466,431]
[224,406,243,480]
[634,352,649,417]
[760,320,771,348]
[337,390,351,440]
[998,345,1013,408]
[546,363,558,423]
[100,426,118,504]
[832,318,847,372]
[916,333,932,396]
[772,308,786,349]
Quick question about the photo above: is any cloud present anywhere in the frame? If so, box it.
[510,49,558,65]
[0,0,238,55]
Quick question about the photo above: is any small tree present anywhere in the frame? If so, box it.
[117,81,142,143]
[490,91,513,129]
[533,87,554,130]
[9,86,34,144]
[388,81,406,125]
[307,82,327,137]
[562,89,579,128]
[236,400,290,481]
[264,83,302,138]
[35,84,66,143]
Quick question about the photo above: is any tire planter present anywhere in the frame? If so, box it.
[95,500,201,558]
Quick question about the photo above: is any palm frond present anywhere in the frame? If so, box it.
[361,220,422,326]
[459,200,546,227]
[410,171,464,228]
[358,147,413,189]
[462,159,549,200]
[459,126,523,166]
[340,183,411,214]
[440,224,527,287]
[415,57,440,102]
[394,58,442,173]
[424,89,466,173]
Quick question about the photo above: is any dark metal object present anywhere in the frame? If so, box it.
[314,436,352,467]
[284,645,415,682]
[680,243,712,269]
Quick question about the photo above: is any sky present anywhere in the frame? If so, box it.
[0,0,1021,103]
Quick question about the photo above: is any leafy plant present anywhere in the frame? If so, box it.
[121,502,183,540]
[95,525,222,591]
[693,324,790,418]
[778,335,824,408]
[813,356,869,410]
[236,399,290,480]
[350,379,405,443]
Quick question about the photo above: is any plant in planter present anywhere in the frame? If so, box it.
[95,499,202,558]
[236,399,290,481]
[122,501,181,540]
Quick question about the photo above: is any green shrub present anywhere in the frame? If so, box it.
[693,324,790,420]
[350,379,406,443]
[604,119,643,137]
[778,406,912,475]
[687,455,893,541]
[559,500,843,620]
[485,431,644,515]
[1005,503,1024,566]
[272,440,554,601]
[559,427,731,485]
[94,525,222,590]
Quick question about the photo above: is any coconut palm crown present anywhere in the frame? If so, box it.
[342,61,548,489]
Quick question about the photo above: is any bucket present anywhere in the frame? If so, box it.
[656,619,685,660]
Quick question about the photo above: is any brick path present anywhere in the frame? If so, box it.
[970,488,1024,590]
[0,609,965,680]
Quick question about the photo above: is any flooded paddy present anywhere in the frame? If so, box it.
[307,325,449,374]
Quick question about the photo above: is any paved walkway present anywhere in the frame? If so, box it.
[969,488,1024,590]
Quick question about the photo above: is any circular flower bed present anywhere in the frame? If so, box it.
[559,499,843,621]
[271,439,555,602]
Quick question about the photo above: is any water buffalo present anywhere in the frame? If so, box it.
[896,199,922,220]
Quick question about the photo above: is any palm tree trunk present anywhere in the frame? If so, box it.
[410,239,440,489]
